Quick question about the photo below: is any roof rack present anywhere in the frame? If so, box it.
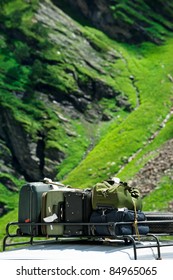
[3,220,173,260]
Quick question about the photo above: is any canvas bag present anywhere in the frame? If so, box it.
[91,179,142,211]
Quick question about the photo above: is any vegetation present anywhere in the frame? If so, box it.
[63,38,173,188]
[1,0,173,250]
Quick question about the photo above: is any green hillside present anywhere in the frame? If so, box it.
[1,0,173,250]
[63,39,173,188]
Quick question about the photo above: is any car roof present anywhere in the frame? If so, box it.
[1,238,173,260]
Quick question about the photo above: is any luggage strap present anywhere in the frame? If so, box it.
[132,198,140,240]
[43,177,70,188]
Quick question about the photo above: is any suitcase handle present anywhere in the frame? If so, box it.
[59,202,64,222]
[53,203,64,222]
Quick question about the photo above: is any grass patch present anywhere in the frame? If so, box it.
[142,176,173,211]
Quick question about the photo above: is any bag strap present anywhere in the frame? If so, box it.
[103,181,114,188]
[102,181,120,194]
[132,198,140,240]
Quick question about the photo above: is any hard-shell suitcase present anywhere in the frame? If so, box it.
[18,182,54,235]
[41,189,69,236]
[144,212,173,233]
[64,190,92,236]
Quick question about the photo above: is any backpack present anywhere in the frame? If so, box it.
[91,179,142,211]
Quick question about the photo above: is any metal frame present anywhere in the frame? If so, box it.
[3,220,173,260]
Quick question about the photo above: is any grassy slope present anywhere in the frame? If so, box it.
[63,38,173,190]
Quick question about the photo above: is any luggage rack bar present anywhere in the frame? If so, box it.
[3,220,173,260]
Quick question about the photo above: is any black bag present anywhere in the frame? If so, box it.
[89,209,149,236]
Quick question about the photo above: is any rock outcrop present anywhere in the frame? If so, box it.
[59,0,173,43]
[0,106,65,181]
[130,139,173,199]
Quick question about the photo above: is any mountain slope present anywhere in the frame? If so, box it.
[63,39,173,186]
[1,0,173,249]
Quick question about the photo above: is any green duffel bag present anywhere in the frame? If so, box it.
[91,178,142,211]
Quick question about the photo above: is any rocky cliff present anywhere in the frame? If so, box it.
[0,0,132,184]
[57,0,173,43]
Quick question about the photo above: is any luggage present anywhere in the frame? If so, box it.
[41,188,69,236]
[64,190,92,236]
[89,209,149,236]
[41,189,92,236]
[18,182,55,235]
[91,178,142,211]
[144,212,173,233]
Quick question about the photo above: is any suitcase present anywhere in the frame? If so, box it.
[64,190,92,236]
[144,212,173,233]
[89,209,149,236]
[41,188,70,236]
[18,182,54,235]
